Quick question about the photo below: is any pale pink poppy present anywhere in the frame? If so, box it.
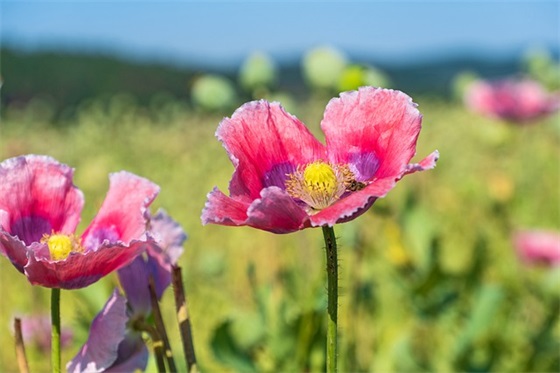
[202,87,438,233]
[0,155,159,289]
[464,78,559,122]
[514,230,560,267]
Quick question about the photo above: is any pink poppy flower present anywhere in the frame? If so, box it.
[464,78,560,122]
[514,230,560,267]
[202,86,439,233]
[0,155,159,289]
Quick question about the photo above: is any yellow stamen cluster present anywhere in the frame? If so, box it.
[41,233,82,261]
[286,161,356,211]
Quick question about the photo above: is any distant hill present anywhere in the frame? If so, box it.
[1,47,523,119]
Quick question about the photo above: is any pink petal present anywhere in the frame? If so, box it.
[310,177,396,227]
[23,241,147,289]
[0,233,31,272]
[217,100,326,199]
[321,87,423,180]
[201,187,251,226]
[0,155,84,244]
[82,172,159,249]
[246,187,310,233]
[404,150,440,176]
[202,186,309,234]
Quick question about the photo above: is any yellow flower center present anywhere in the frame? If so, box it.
[41,233,81,261]
[303,162,338,197]
[286,161,358,211]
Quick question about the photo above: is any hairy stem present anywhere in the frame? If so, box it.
[51,288,61,373]
[322,225,338,373]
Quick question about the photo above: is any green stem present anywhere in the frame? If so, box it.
[51,288,61,373]
[322,225,338,373]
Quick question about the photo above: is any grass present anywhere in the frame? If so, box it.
[0,93,559,372]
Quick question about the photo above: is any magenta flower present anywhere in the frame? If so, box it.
[202,87,439,233]
[0,155,159,289]
[68,210,187,372]
[464,78,560,122]
[514,230,560,267]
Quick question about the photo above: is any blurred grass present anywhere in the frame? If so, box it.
[0,93,559,372]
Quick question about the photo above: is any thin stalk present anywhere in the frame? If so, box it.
[133,319,166,373]
[148,276,177,372]
[51,288,61,373]
[322,225,338,373]
[14,318,30,373]
[172,266,198,373]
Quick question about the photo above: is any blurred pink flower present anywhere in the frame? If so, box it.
[18,314,73,354]
[0,155,159,289]
[464,78,559,122]
[202,87,438,233]
[514,230,560,267]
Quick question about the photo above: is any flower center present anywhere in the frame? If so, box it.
[303,162,338,196]
[41,233,82,261]
[286,161,358,211]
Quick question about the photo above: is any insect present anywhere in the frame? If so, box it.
[346,179,367,191]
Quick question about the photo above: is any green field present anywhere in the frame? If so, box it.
[1,93,559,372]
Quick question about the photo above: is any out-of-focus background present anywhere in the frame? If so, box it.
[1,2,559,372]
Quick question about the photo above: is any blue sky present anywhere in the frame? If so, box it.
[1,1,558,68]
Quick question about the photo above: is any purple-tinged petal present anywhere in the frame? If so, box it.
[117,254,152,316]
[217,100,325,199]
[119,209,187,315]
[0,155,84,244]
[150,208,187,266]
[201,187,251,226]
[322,87,424,180]
[67,289,128,373]
[310,177,396,227]
[105,333,148,373]
[514,230,560,267]
[246,187,310,233]
[82,172,159,250]
[0,233,31,272]
[24,241,147,289]
[404,150,440,176]
[117,241,168,316]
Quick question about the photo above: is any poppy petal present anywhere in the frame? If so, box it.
[217,100,325,199]
[310,176,396,227]
[322,87,423,180]
[24,241,147,289]
[82,172,159,250]
[246,186,310,233]
[201,187,251,226]
[0,155,84,245]
[67,289,128,373]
